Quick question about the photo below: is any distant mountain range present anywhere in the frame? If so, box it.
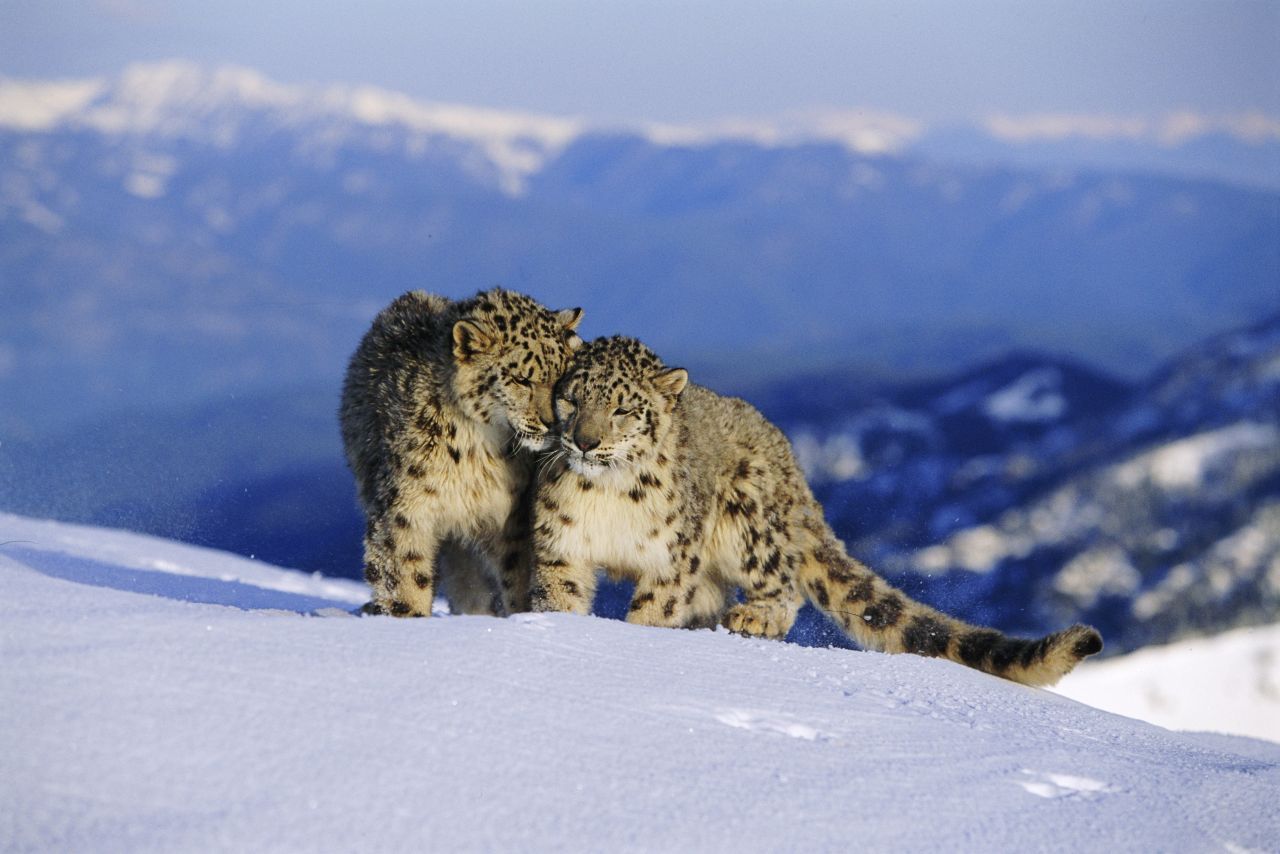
[2,62,1277,441]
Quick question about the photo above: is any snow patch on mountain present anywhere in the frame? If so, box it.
[0,77,104,130]
[0,61,583,195]
[1131,502,1280,622]
[1113,422,1279,491]
[1053,546,1143,609]
[911,420,1280,579]
[985,110,1280,147]
[791,431,868,482]
[792,405,935,483]
[642,108,924,155]
[983,368,1068,423]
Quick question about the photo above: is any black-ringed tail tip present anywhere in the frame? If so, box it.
[948,623,1104,687]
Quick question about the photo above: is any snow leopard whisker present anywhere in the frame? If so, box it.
[538,448,566,481]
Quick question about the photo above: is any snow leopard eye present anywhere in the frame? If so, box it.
[613,407,632,417]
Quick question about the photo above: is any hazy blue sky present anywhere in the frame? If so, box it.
[2,1,1276,122]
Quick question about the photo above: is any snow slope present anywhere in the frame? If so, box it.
[1054,624,1280,744]
[3,512,1279,852]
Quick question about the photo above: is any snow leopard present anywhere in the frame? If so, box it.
[340,288,583,617]
[530,336,1102,686]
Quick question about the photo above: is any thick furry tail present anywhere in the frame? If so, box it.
[799,539,1102,687]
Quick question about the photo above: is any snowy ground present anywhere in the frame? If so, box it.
[3,512,1279,852]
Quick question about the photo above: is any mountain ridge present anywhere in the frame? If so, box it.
[4,61,1278,183]
[5,79,1274,436]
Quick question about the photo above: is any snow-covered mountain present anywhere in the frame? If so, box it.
[914,111,1280,191]
[0,61,581,195]
[2,512,1278,851]
[4,62,1277,187]
[2,62,1277,441]
[783,314,1280,654]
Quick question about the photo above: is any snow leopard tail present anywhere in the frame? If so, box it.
[798,535,1102,687]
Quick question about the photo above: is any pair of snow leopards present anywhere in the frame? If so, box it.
[340,288,1102,686]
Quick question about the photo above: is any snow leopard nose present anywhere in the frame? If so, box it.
[573,431,600,453]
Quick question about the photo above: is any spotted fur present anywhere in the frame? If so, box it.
[531,336,1102,687]
[340,288,582,617]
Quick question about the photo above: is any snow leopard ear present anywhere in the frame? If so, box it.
[556,307,584,331]
[651,367,688,398]
[452,318,496,362]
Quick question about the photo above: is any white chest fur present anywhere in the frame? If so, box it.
[544,472,676,580]
[410,417,521,539]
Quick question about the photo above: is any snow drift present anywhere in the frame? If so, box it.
[2,512,1278,851]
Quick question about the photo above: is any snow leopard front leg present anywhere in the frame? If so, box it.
[530,554,598,614]
[361,504,443,617]
[626,541,706,628]
[528,481,598,613]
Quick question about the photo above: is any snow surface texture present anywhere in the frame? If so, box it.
[3,512,1279,852]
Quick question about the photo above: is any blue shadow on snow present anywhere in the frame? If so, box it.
[6,546,353,614]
